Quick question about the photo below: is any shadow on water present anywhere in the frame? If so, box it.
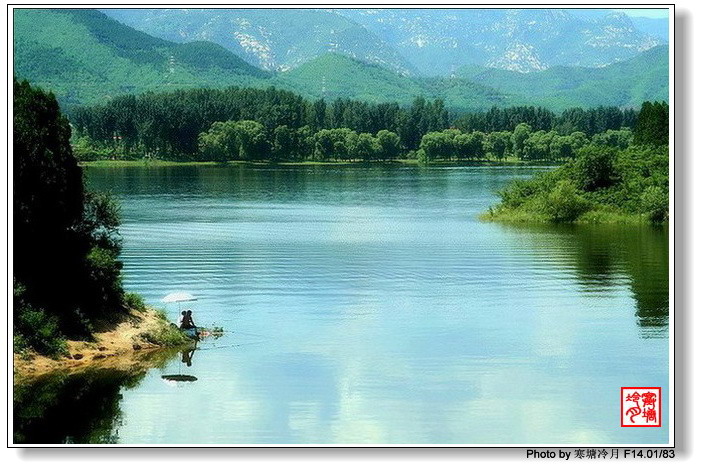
[13,348,190,444]
[497,222,669,336]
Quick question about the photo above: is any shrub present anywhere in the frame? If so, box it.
[541,180,591,223]
[141,325,191,347]
[15,305,68,357]
[641,186,669,223]
[498,179,539,208]
[574,146,619,191]
[123,292,146,312]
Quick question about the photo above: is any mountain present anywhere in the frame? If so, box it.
[272,53,512,110]
[456,45,669,109]
[100,8,416,75]
[13,9,268,107]
[13,9,668,112]
[335,9,663,75]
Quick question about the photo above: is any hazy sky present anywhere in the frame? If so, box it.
[616,8,670,19]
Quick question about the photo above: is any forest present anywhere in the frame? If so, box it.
[70,86,641,163]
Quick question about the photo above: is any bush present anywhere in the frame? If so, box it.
[641,186,669,223]
[15,305,68,357]
[541,180,591,223]
[123,292,146,312]
[141,325,191,347]
[574,146,619,191]
[416,149,429,165]
[498,179,539,208]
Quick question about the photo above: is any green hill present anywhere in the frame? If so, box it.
[13,9,269,107]
[457,45,669,109]
[273,53,513,110]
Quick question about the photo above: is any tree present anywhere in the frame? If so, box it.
[573,145,619,191]
[352,133,380,161]
[484,131,512,161]
[233,120,268,160]
[633,101,668,146]
[592,128,632,149]
[14,79,127,347]
[198,121,238,162]
[512,123,532,159]
[272,125,295,161]
[376,130,400,160]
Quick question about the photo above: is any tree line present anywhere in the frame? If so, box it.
[70,85,644,161]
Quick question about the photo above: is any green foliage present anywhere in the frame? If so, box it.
[633,101,669,146]
[123,292,147,312]
[486,141,669,224]
[592,128,633,149]
[14,281,67,357]
[641,186,669,223]
[14,79,142,351]
[573,146,619,191]
[541,180,591,222]
[141,325,191,347]
[511,123,532,159]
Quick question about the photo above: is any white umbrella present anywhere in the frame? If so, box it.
[161,292,197,303]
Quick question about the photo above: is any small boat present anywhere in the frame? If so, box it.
[181,327,199,340]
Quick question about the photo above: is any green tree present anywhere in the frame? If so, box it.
[484,131,512,161]
[633,101,668,146]
[376,130,400,160]
[272,125,295,161]
[512,123,532,159]
[234,120,268,160]
[573,145,619,191]
[352,133,380,161]
[14,79,128,348]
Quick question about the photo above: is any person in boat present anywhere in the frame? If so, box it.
[182,310,196,330]
[178,310,187,329]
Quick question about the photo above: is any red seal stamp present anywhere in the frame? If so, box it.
[621,387,662,427]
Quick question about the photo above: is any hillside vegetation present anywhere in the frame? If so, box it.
[14,9,267,107]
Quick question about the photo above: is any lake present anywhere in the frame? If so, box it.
[14,164,669,445]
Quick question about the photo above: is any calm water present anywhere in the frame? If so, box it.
[15,165,669,444]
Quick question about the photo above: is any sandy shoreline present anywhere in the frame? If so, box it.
[13,308,193,382]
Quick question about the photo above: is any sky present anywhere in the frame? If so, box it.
[616,8,670,19]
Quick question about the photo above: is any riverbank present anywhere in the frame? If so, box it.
[79,157,559,168]
[480,206,652,225]
[13,308,192,381]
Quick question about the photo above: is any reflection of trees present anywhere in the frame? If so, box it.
[499,223,669,335]
[14,349,179,444]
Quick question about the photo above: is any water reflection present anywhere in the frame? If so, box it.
[13,349,182,444]
[497,222,669,336]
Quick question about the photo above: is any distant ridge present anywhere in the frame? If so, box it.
[14,9,668,111]
[14,9,268,107]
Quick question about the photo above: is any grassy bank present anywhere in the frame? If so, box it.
[13,307,193,380]
[80,156,553,168]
